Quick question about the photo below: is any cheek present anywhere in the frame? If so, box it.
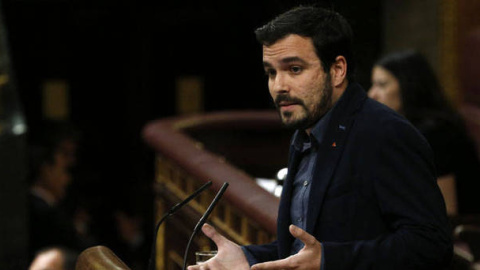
[386,87,401,102]
[377,91,388,102]
[379,87,402,111]
[390,90,403,110]
[299,86,322,112]
[268,81,275,98]
[369,87,388,103]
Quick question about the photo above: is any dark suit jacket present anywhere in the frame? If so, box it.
[244,83,452,269]
[28,191,80,259]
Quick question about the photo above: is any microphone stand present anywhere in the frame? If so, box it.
[147,181,212,270]
[182,182,229,270]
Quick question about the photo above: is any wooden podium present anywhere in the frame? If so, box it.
[76,246,131,270]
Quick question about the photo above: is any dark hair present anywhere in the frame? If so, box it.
[375,50,456,121]
[255,5,355,82]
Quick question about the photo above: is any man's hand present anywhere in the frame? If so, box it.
[187,223,250,270]
[251,225,322,270]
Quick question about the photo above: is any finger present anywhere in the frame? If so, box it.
[202,223,226,247]
[251,257,291,270]
[289,224,317,247]
[187,263,209,270]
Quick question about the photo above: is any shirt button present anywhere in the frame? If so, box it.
[303,181,309,186]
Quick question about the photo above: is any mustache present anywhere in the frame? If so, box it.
[274,94,305,107]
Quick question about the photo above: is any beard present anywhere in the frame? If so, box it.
[275,74,333,130]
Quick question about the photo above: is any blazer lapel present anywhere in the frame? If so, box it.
[306,83,367,233]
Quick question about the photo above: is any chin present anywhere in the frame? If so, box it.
[279,109,310,129]
[282,117,309,130]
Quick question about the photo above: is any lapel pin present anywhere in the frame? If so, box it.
[332,142,337,147]
[339,125,346,131]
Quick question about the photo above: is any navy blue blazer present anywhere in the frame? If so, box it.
[244,83,452,269]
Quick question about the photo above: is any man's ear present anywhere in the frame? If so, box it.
[330,56,347,87]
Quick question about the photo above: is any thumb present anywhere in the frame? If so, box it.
[289,225,317,247]
[202,223,226,247]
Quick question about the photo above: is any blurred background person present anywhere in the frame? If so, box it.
[27,143,80,259]
[27,120,92,260]
[29,246,78,270]
[369,50,480,217]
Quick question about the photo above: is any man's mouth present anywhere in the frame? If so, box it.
[278,102,296,107]
[278,103,300,113]
[278,101,297,107]
[278,99,301,109]
[275,95,304,112]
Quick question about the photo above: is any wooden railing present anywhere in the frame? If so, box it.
[142,110,291,270]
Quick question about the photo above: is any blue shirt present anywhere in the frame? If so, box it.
[289,108,332,255]
[242,109,333,268]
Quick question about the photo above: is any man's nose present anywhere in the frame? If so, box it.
[271,73,289,94]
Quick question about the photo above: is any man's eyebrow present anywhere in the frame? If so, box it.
[281,56,307,65]
[263,57,308,68]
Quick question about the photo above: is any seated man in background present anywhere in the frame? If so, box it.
[28,144,80,259]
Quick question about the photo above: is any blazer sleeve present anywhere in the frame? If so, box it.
[241,241,279,266]
[322,116,453,270]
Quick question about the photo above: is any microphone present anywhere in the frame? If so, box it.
[182,182,229,270]
[147,181,212,270]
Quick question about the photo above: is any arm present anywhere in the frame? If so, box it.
[437,174,458,216]
[251,225,322,270]
[242,241,279,266]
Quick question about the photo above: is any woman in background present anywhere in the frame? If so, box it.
[369,50,480,216]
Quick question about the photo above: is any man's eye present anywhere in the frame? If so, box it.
[265,69,276,77]
[290,66,302,73]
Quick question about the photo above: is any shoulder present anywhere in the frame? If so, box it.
[345,98,434,166]
[357,98,425,141]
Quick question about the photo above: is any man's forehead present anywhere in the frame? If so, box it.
[262,35,319,65]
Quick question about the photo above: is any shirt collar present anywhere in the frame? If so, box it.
[291,102,336,152]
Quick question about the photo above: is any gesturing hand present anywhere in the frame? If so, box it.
[251,225,322,270]
[187,223,250,270]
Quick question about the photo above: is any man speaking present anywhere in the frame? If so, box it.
[188,5,452,270]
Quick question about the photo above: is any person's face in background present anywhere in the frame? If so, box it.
[263,34,334,131]
[57,139,77,168]
[39,151,72,202]
[368,65,402,112]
